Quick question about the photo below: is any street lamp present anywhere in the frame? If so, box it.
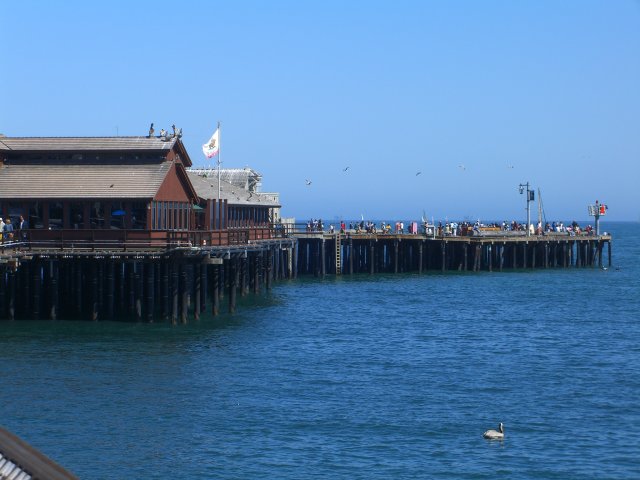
[519,182,534,236]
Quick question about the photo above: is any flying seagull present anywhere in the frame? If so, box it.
[458,164,466,171]
[416,171,422,176]
[343,166,350,172]
[507,163,514,169]
[305,179,312,186]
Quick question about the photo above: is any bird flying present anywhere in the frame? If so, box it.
[305,179,312,186]
[416,171,422,176]
[458,164,466,171]
[343,166,350,172]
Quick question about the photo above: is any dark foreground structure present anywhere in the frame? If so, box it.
[0,426,78,480]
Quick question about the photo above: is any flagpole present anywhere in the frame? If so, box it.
[217,120,221,202]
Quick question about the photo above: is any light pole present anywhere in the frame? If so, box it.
[519,182,534,236]
[588,200,607,235]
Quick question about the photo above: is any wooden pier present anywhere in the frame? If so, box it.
[294,232,612,276]
[0,238,296,322]
[0,230,612,322]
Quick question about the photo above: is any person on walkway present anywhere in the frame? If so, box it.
[18,215,28,230]
[3,218,14,240]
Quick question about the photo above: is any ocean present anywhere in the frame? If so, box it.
[1,221,638,479]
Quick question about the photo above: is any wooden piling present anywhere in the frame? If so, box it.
[146,262,155,322]
[212,264,220,316]
[8,268,15,321]
[229,258,237,314]
[49,261,59,320]
[171,263,178,324]
[194,263,201,321]
[180,264,188,323]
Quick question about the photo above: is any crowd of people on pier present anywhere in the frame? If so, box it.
[0,215,28,242]
[305,217,598,237]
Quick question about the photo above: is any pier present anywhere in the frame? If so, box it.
[0,134,613,322]
[0,228,611,322]
[293,230,612,276]
[0,236,295,322]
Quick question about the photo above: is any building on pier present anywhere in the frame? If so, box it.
[187,171,279,232]
[0,135,199,238]
[0,135,294,322]
[0,136,283,248]
[188,166,282,222]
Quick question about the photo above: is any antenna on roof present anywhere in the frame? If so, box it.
[148,123,155,137]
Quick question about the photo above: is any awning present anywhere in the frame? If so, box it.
[192,204,204,211]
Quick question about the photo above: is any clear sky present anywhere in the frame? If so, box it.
[1,1,639,222]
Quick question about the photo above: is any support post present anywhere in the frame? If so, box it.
[49,260,59,320]
[8,267,16,320]
[212,264,220,316]
[171,263,179,324]
[146,262,155,322]
[106,261,114,320]
[194,263,201,321]
[181,264,188,323]
[229,258,237,314]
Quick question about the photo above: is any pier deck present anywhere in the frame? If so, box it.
[0,230,612,323]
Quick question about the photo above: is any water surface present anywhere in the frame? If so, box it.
[1,222,638,479]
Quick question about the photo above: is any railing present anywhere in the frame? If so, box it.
[286,222,606,239]
[0,226,286,252]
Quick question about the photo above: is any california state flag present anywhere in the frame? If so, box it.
[202,128,220,158]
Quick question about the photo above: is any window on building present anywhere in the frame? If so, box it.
[29,202,44,229]
[91,202,104,228]
[131,202,147,230]
[110,202,125,229]
[49,201,64,229]
[6,202,25,226]
[159,202,165,229]
[70,203,84,229]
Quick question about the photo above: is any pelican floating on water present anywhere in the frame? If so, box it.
[483,422,504,440]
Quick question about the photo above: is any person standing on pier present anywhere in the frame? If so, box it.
[3,218,14,240]
[18,215,28,230]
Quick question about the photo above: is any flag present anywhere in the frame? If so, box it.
[202,128,220,158]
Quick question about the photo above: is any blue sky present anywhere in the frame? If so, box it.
[1,0,639,222]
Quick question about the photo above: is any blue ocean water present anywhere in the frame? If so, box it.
[1,222,638,479]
